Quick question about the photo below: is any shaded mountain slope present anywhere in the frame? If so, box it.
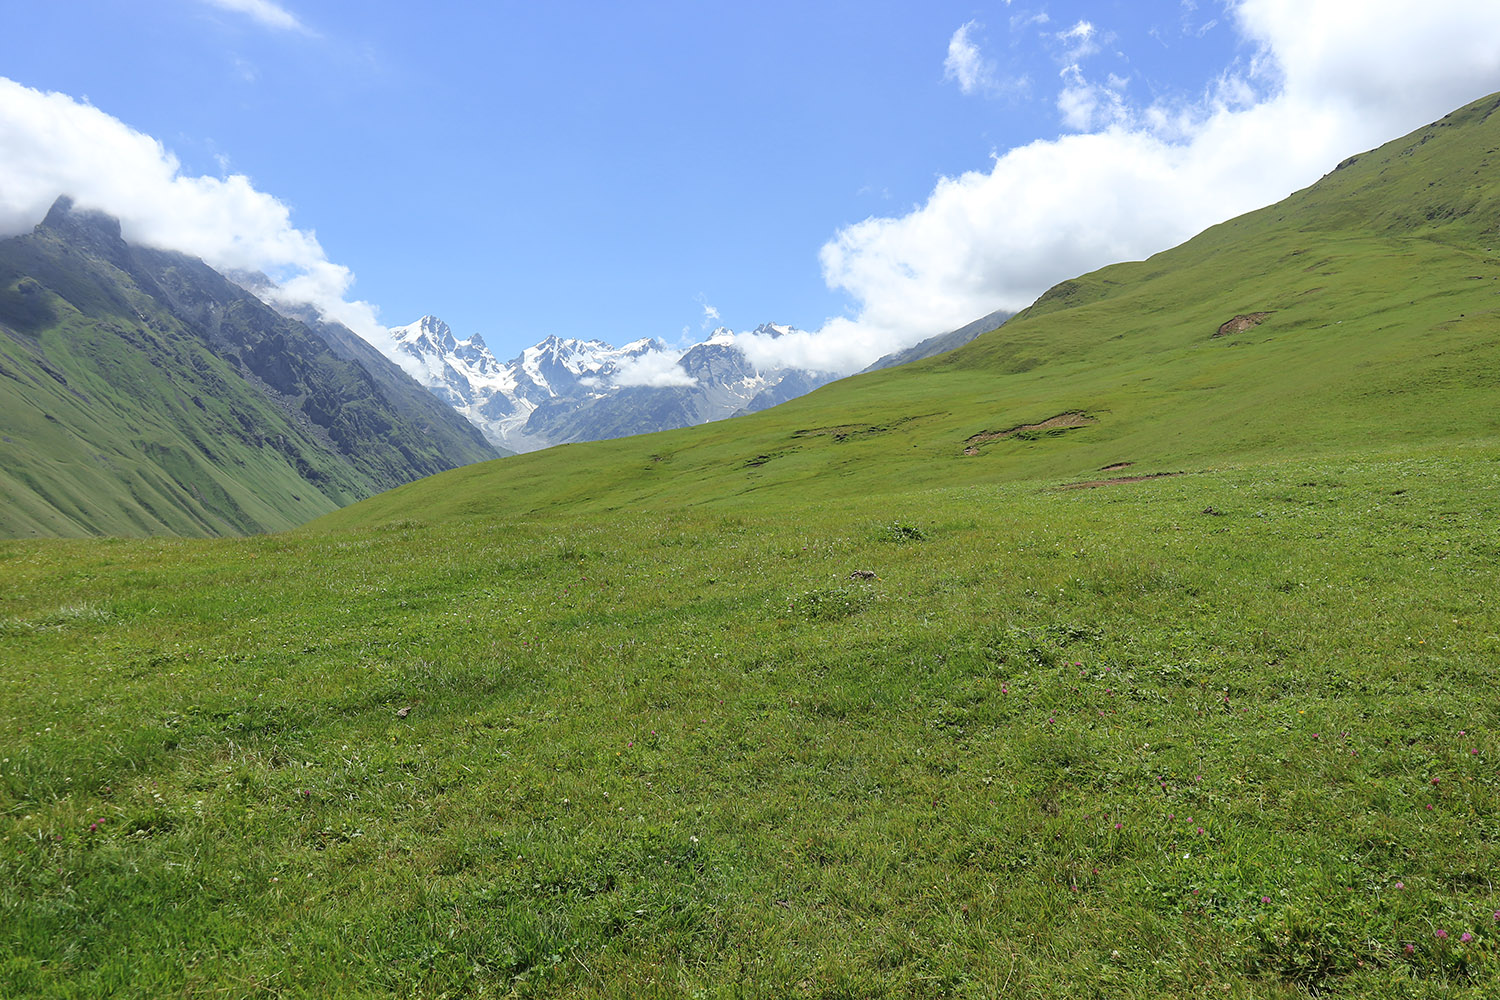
[316,91,1500,531]
[0,199,498,537]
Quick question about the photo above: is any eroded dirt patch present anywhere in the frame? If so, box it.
[1057,472,1181,490]
[1099,461,1134,472]
[794,413,938,443]
[1214,312,1272,338]
[964,411,1095,455]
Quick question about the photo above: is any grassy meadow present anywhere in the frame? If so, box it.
[4,442,1500,997]
[4,94,1500,998]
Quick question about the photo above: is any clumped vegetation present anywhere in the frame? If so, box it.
[3,92,1500,999]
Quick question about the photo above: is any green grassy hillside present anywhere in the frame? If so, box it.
[317,93,1500,532]
[3,96,1500,998]
[0,200,497,538]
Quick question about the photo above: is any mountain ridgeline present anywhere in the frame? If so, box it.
[388,317,842,453]
[0,198,499,537]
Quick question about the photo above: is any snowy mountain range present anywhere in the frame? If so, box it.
[387,317,838,453]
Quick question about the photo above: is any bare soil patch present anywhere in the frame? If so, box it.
[964,412,1095,455]
[1214,312,1273,338]
[1057,472,1181,490]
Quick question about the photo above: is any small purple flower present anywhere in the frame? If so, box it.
[1261,896,1271,904]
[1405,943,1415,954]
[1461,932,1473,943]
[1436,929,1449,939]
[1394,882,1405,890]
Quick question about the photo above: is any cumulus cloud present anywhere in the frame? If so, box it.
[1057,66,1131,131]
[735,321,873,374]
[0,77,397,357]
[781,0,1500,375]
[612,350,697,388]
[199,0,311,34]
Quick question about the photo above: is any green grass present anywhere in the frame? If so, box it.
[4,445,1500,997]
[4,93,1500,997]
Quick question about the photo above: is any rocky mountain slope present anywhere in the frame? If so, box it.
[389,318,837,452]
[859,308,1013,372]
[0,198,499,537]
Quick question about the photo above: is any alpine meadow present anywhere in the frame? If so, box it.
[5,82,1500,1000]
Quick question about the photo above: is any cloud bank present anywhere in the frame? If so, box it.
[0,77,394,356]
[792,0,1500,374]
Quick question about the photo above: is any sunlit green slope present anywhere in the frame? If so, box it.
[317,92,1500,532]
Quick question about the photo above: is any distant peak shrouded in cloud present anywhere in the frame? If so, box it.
[786,0,1500,377]
[613,349,698,388]
[0,77,393,356]
[199,0,312,34]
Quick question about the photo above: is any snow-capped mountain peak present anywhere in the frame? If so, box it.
[388,316,835,454]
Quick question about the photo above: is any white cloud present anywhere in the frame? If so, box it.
[1057,65,1130,131]
[772,0,1500,375]
[944,21,998,96]
[945,20,1030,100]
[199,0,311,34]
[612,350,697,388]
[1057,20,1100,61]
[1010,11,1051,32]
[702,302,720,323]
[0,77,398,358]
[736,321,873,374]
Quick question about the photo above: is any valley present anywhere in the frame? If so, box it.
[3,89,1500,998]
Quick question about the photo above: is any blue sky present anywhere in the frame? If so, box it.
[3,1,1500,373]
